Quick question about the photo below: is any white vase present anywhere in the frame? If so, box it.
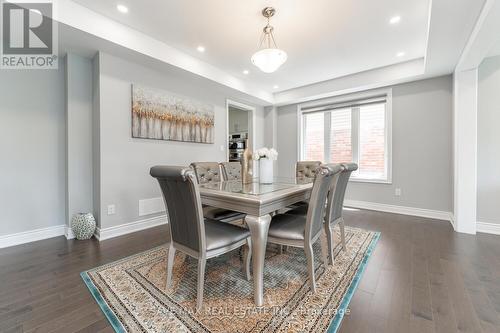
[71,213,96,240]
[259,158,273,184]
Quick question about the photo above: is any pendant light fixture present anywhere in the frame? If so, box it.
[251,7,287,73]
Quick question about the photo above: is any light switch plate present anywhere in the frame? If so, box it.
[107,204,116,215]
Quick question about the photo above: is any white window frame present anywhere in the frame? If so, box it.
[297,88,393,184]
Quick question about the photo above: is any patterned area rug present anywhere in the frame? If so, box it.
[82,226,379,333]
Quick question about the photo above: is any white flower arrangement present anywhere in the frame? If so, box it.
[253,147,278,161]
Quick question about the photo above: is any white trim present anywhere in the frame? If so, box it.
[65,226,75,240]
[274,59,425,106]
[449,215,456,231]
[477,221,500,235]
[95,215,168,241]
[296,104,302,162]
[453,69,478,234]
[0,225,66,249]
[455,0,498,72]
[422,0,433,71]
[344,200,454,225]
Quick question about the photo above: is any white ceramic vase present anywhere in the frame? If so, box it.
[259,158,273,184]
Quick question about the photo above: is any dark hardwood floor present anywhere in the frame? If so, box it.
[1,209,499,333]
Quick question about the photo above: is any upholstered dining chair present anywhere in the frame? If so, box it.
[296,161,322,179]
[150,166,252,311]
[220,161,241,181]
[190,162,245,222]
[292,161,323,208]
[323,163,358,264]
[266,164,342,292]
[190,162,222,184]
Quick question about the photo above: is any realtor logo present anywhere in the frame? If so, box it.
[1,0,58,69]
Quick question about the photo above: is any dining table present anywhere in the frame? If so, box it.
[198,177,314,307]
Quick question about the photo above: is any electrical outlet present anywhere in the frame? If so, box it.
[220,145,225,152]
[395,188,402,196]
[107,204,116,215]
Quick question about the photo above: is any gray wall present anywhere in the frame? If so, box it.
[276,75,453,212]
[477,56,500,224]
[0,62,66,236]
[96,52,265,229]
[66,54,94,226]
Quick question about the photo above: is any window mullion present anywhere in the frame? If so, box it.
[351,107,360,167]
[301,115,306,160]
[324,112,331,163]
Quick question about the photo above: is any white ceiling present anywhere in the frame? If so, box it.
[487,39,500,58]
[71,0,430,92]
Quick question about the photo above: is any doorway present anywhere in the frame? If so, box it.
[226,100,255,162]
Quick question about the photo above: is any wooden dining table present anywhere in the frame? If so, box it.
[198,177,313,307]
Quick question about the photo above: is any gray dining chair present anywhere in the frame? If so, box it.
[279,160,323,254]
[323,163,358,264]
[150,166,252,311]
[296,161,322,178]
[292,161,323,208]
[190,162,222,184]
[286,163,357,264]
[190,162,245,222]
[220,161,241,181]
[266,164,342,292]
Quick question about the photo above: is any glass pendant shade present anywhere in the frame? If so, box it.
[251,48,288,73]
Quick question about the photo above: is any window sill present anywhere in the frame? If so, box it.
[349,178,392,185]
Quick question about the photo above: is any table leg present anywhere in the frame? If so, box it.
[245,214,272,307]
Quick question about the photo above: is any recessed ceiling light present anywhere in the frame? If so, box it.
[116,4,128,13]
[396,51,405,57]
[389,16,401,24]
[243,70,249,75]
[196,45,205,53]
[273,85,279,89]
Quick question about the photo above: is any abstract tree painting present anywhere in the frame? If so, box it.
[132,85,214,143]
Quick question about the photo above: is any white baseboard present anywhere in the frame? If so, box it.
[65,226,75,240]
[449,215,456,231]
[477,221,500,235]
[95,215,167,241]
[0,224,66,249]
[344,200,454,225]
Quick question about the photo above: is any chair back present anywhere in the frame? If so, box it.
[305,164,343,240]
[296,161,322,179]
[327,163,358,222]
[220,162,241,181]
[190,162,221,184]
[150,166,205,253]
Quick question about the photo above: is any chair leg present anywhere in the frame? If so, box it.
[324,222,335,265]
[340,218,347,251]
[320,230,329,266]
[243,237,252,280]
[166,243,176,289]
[279,245,283,254]
[304,243,316,293]
[196,258,206,312]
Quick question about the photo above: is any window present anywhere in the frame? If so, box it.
[302,112,324,161]
[300,92,391,183]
